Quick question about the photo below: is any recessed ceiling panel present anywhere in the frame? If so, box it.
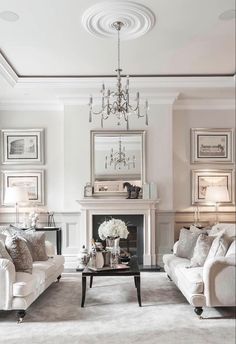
[0,0,235,76]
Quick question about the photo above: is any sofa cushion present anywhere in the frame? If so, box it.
[163,253,190,271]
[32,259,57,279]
[5,235,33,274]
[189,234,214,267]
[206,233,232,262]
[0,240,13,261]
[13,272,38,297]
[176,228,200,259]
[163,254,204,294]
[176,265,204,294]
[226,240,236,257]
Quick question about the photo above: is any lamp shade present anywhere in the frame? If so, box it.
[205,186,230,203]
[4,187,29,205]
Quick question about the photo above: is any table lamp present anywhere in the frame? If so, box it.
[205,186,230,224]
[4,186,29,225]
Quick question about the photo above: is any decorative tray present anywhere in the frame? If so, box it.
[87,264,130,272]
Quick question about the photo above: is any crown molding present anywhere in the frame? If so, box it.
[0,53,18,86]
[60,92,180,106]
[0,100,64,112]
[174,98,235,110]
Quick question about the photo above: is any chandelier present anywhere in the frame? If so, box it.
[105,138,135,170]
[89,21,149,130]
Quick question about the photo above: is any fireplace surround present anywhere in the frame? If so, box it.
[77,198,159,266]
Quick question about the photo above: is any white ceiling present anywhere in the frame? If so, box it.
[0,0,235,76]
[0,0,235,106]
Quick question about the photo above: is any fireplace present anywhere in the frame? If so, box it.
[78,198,159,266]
[92,214,144,264]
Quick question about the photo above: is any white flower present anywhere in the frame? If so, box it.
[98,218,129,240]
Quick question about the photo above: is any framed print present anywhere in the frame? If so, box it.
[1,129,44,164]
[1,170,45,205]
[191,128,234,163]
[191,169,235,205]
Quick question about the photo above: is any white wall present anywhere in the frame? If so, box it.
[173,109,235,211]
[0,110,64,211]
[1,106,234,214]
[63,103,174,211]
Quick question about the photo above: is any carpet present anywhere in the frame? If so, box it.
[0,272,235,344]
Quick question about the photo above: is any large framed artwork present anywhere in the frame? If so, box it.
[1,170,45,206]
[191,128,234,163]
[191,169,235,205]
[1,129,44,164]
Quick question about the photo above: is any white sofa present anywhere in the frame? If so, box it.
[163,223,236,318]
[0,238,64,322]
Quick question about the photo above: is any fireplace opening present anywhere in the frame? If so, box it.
[92,214,144,264]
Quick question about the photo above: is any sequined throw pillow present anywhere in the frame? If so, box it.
[0,240,13,262]
[176,228,200,259]
[24,232,48,261]
[189,234,215,268]
[5,235,33,274]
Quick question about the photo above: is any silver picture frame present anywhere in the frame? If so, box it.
[1,170,45,206]
[191,128,234,163]
[1,129,44,164]
[191,169,235,206]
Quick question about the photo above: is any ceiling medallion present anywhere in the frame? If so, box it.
[81,1,156,40]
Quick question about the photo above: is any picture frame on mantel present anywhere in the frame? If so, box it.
[1,129,44,164]
[191,169,235,206]
[1,170,45,206]
[191,128,234,164]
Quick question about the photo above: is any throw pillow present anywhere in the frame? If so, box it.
[0,240,13,261]
[5,235,33,274]
[176,228,200,259]
[208,223,236,238]
[206,233,232,261]
[190,225,208,235]
[24,232,48,261]
[0,233,6,243]
[226,240,236,257]
[189,234,215,268]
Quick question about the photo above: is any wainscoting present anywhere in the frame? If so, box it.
[0,209,234,268]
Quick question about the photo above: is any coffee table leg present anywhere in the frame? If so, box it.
[90,276,93,288]
[81,276,86,307]
[135,276,142,307]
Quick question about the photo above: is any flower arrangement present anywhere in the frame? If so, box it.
[98,218,129,240]
[28,211,39,228]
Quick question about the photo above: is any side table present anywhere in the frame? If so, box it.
[35,227,62,255]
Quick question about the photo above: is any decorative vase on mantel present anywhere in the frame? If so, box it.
[106,237,120,267]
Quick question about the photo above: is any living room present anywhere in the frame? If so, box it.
[0,1,235,343]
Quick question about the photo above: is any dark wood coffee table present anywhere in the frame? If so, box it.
[81,256,141,307]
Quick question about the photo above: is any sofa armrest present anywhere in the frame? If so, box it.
[0,258,16,310]
[203,255,236,307]
[45,240,56,257]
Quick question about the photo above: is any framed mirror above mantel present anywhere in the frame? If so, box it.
[90,130,146,196]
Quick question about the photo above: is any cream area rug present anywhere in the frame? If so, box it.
[0,272,235,344]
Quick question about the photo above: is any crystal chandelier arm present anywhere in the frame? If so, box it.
[88,20,149,129]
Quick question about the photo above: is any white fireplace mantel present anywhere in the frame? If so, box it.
[77,198,160,266]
